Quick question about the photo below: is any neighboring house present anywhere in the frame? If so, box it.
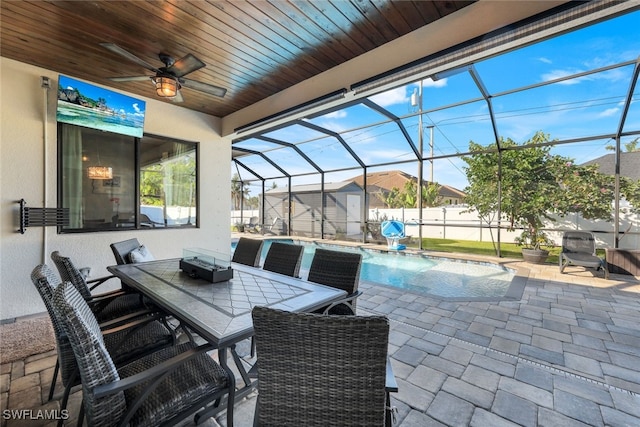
[263,182,364,238]
[347,170,466,208]
[438,184,468,206]
[582,151,640,180]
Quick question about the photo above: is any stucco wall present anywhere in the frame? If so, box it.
[0,57,231,321]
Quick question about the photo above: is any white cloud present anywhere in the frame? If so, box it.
[313,119,349,133]
[359,148,413,164]
[324,110,347,119]
[369,87,409,107]
[542,65,628,86]
[423,78,447,88]
[541,69,585,85]
[133,103,141,113]
[538,57,552,64]
[599,107,619,117]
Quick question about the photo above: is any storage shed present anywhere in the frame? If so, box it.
[263,182,364,238]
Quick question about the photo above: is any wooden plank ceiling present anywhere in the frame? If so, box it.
[1,0,474,118]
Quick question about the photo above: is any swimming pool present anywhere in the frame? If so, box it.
[232,239,518,300]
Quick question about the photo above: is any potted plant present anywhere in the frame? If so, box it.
[514,227,555,264]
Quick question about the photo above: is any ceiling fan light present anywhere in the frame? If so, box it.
[87,166,113,180]
[155,76,178,97]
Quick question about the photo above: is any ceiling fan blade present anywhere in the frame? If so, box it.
[100,43,161,73]
[167,54,205,78]
[170,90,184,103]
[108,76,153,82]
[180,78,227,98]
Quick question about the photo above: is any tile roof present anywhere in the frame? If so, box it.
[346,170,466,196]
[582,151,640,180]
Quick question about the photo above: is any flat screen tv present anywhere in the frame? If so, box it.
[57,75,146,138]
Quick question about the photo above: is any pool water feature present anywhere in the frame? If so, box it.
[232,239,517,300]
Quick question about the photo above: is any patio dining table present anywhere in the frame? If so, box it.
[107,258,347,423]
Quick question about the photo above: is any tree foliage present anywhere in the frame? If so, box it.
[605,137,639,152]
[141,156,196,207]
[140,165,164,206]
[375,180,442,208]
[463,131,628,250]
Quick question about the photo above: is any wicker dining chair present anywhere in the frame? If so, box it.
[262,242,304,278]
[244,241,306,358]
[50,250,149,322]
[110,238,143,264]
[51,280,234,427]
[307,248,363,315]
[30,264,176,425]
[232,237,264,267]
[251,306,396,426]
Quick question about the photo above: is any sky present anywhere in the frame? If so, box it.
[234,9,640,195]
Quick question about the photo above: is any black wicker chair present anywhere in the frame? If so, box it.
[244,241,306,358]
[110,238,143,265]
[559,231,609,279]
[251,306,396,426]
[52,280,235,427]
[30,264,176,425]
[51,250,149,322]
[232,237,264,267]
[262,242,304,278]
[308,248,363,315]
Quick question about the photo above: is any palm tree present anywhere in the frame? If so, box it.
[231,173,249,210]
[401,180,443,208]
[422,182,442,207]
[605,137,639,152]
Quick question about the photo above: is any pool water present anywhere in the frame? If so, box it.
[232,239,515,299]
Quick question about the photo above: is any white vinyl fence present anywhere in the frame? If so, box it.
[232,206,639,250]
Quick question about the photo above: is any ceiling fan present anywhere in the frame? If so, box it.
[100,43,227,102]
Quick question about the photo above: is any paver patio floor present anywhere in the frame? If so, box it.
[2,257,639,426]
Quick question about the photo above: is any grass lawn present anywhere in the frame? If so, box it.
[406,237,565,264]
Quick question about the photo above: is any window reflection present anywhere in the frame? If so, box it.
[140,136,197,227]
[58,123,197,232]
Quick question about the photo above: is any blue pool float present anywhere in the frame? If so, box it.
[381,220,406,250]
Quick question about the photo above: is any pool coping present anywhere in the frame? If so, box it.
[244,236,531,302]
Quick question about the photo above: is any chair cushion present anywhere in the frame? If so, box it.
[119,342,229,426]
[128,245,155,263]
[110,238,142,265]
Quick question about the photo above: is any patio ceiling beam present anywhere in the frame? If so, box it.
[467,63,502,255]
[615,56,640,140]
[492,59,637,98]
[255,135,324,174]
[233,159,264,181]
[613,55,640,247]
[294,120,366,169]
[233,147,290,178]
[252,134,327,239]
[468,65,500,149]
[235,130,640,184]
[360,99,421,159]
